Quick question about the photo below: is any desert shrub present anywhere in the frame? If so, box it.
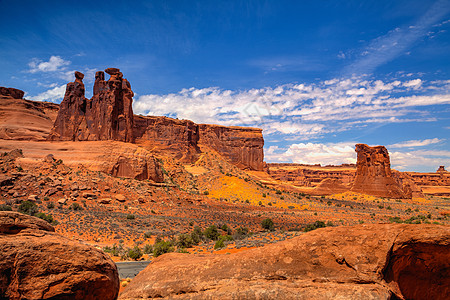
[47,202,55,209]
[203,191,209,195]
[0,204,12,211]
[143,231,152,239]
[220,224,232,235]
[127,246,143,260]
[18,201,38,216]
[233,227,249,240]
[303,220,326,232]
[70,203,83,211]
[103,244,121,256]
[153,240,174,257]
[126,214,135,220]
[176,233,194,249]
[143,244,153,254]
[261,218,275,231]
[276,190,282,195]
[262,193,266,198]
[326,221,334,227]
[204,225,220,241]
[214,239,225,250]
[35,212,55,224]
[191,226,204,244]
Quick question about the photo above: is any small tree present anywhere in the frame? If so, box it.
[261,218,275,231]
[153,240,174,257]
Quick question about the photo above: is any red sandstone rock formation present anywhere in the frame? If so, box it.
[0,87,59,140]
[119,223,449,300]
[0,87,25,99]
[48,69,134,142]
[0,211,119,299]
[133,115,200,162]
[198,124,264,170]
[437,165,448,173]
[351,144,408,198]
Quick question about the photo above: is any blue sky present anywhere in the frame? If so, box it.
[1,0,449,172]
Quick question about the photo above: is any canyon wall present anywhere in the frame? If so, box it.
[46,70,264,170]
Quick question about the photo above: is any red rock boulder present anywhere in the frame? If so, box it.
[0,87,24,99]
[0,211,119,300]
[119,223,449,300]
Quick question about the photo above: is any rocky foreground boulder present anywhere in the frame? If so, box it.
[120,223,449,300]
[0,211,119,299]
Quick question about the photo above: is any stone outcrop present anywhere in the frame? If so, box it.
[351,144,408,198]
[119,223,449,300]
[133,115,200,162]
[0,211,119,299]
[0,88,59,141]
[198,124,264,170]
[437,165,448,173]
[48,69,134,142]
[0,87,24,99]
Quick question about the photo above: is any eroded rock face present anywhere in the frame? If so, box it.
[0,87,24,99]
[49,69,134,142]
[119,223,449,300]
[351,144,408,198]
[0,211,119,300]
[199,124,264,171]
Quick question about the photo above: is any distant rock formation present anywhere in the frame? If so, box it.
[437,165,448,173]
[118,223,450,300]
[351,144,408,198]
[0,211,119,299]
[45,69,264,171]
[48,69,134,142]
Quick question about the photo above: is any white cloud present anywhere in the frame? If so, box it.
[134,75,450,141]
[388,138,443,148]
[390,150,450,171]
[265,142,357,166]
[28,56,71,73]
[27,85,66,103]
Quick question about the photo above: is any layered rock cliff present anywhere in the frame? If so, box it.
[351,144,408,198]
[0,87,59,140]
[47,70,264,171]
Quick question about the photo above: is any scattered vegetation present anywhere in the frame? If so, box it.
[261,218,275,231]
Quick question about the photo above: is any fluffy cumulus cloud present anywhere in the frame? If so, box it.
[28,56,71,73]
[134,75,450,141]
[28,85,66,103]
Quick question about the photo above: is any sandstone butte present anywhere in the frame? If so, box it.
[46,69,264,171]
[0,211,119,299]
[119,223,450,300]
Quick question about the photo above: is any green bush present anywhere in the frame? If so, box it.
[153,240,174,257]
[0,204,12,211]
[303,220,326,232]
[176,233,194,249]
[191,226,204,244]
[234,227,249,239]
[261,218,275,231]
[214,239,225,250]
[70,203,83,211]
[127,246,143,260]
[18,201,38,216]
[35,212,55,224]
[204,225,220,241]
[143,244,153,254]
